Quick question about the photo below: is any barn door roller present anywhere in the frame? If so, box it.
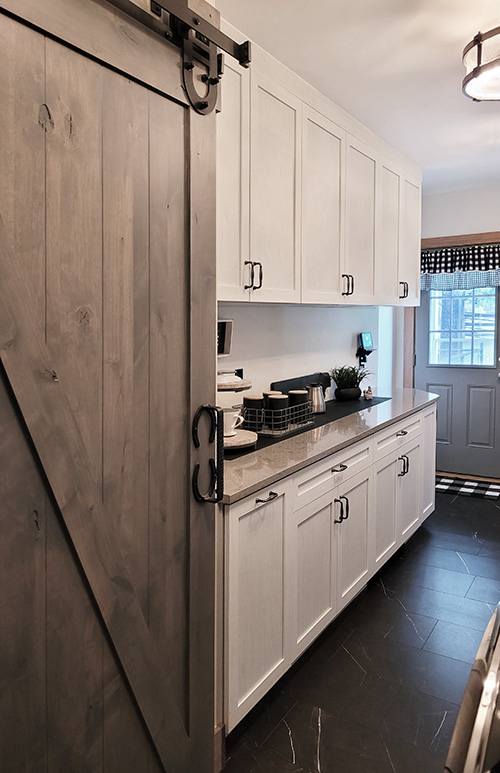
[106,0,251,115]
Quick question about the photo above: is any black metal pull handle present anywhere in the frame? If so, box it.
[405,281,409,298]
[192,405,224,503]
[399,281,406,299]
[398,454,409,477]
[341,495,349,520]
[396,430,408,437]
[256,491,278,504]
[244,260,255,290]
[334,497,344,523]
[341,274,350,296]
[253,261,263,290]
[349,275,355,295]
[332,463,348,473]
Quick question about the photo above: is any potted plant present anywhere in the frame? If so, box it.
[330,365,371,401]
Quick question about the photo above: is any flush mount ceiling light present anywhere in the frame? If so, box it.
[463,26,500,100]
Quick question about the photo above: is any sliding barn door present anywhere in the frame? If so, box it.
[0,3,216,771]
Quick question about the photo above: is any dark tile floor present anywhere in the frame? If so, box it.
[223,491,500,772]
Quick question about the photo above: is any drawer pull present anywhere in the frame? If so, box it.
[331,463,348,473]
[396,430,408,437]
[256,491,278,504]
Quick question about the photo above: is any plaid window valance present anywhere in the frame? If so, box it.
[421,242,500,290]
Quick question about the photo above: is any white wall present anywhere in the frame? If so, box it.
[422,185,500,238]
[217,302,388,405]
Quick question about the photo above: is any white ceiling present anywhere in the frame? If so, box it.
[215,0,500,196]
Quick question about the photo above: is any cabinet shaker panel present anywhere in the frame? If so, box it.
[216,59,250,301]
[301,107,344,303]
[249,72,301,302]
[344,136,377,303]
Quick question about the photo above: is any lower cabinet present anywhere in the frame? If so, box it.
[224,479,292,732]
[373,436,421,572]
[223,404,436,732]
[289,467,371,663]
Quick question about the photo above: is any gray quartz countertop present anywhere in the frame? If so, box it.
[222,388,438,505]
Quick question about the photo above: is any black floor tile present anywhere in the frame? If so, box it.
[466,575,500,604]
[382,581,492,631]
[224,494,500,771]
[379,560,475,597]
[380,686,459,757]
[422,620,484,663]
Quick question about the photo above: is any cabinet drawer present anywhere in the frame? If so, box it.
[292,438,372,511]
[374,415,422,460]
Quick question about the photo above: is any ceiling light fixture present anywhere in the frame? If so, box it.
[463,26,500,100]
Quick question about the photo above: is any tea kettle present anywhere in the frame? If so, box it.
[307,383,326,413]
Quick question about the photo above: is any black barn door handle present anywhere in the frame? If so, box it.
[192,405,224,503]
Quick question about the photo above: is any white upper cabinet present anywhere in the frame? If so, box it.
[215,22,422,306]
[376,159,422,306]
[249,71,301,302]
[216,57,250,301]
[343,135,378,304]
[301,107,344,304]
[400,173,422,305]
[377,160,401,302]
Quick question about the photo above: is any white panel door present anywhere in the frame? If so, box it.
[224,481,290,731]
[216,58,250,301]
[290,493,337,660]
[377,161,400,302]
[335,468,372,611]
[343,135,377,303]
[301,106,344,304]
[373,453,399,570]
[399,440,422,540]
[421,405,437,520]
[399,175,421,306]
[249,71,301,302]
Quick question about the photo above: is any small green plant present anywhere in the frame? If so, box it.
[330,365,371,389]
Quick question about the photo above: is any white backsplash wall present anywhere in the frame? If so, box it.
[218,303,382,405]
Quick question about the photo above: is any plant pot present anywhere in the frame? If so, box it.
[334,387,361,401]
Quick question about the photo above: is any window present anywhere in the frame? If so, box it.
[428,287,496,366]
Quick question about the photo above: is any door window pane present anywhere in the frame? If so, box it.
[429,332,450,365]
[428,287,497,366]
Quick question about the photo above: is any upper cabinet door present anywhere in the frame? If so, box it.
[216,58,251,301]
[301,107,344,304]
[249,71,301,302]
[399,174,421,306]
[343,135,377,303]
[377,161,401,302]
[376,159,422,306]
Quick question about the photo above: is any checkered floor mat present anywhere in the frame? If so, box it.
[436,476,500,500]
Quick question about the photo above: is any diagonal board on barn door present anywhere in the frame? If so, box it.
[0,212,184,771]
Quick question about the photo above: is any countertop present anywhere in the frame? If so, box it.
[222,388,438,505]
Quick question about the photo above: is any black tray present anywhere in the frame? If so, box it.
[225,396,390,456]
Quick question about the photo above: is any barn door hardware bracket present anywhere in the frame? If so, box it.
[105,0,250,114]
[150,0,251,115]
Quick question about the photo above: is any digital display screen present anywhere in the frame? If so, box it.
[360,332,373,351]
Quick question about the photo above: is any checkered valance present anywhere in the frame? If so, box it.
[421,243,500,290]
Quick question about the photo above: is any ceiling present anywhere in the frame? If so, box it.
[214,0,500,196]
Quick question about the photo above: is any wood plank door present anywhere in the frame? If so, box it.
[0,4,216,771]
